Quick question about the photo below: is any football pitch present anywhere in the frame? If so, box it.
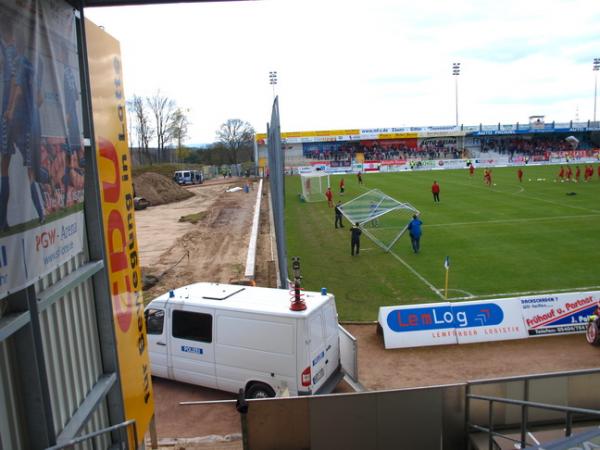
[284,165,600,321]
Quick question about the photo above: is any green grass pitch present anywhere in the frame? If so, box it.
[284,165,600,321]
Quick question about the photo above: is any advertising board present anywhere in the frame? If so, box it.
[0,0,85,297]
[378,303,457,349]
[86,19,154,443]
[520,291,600,336]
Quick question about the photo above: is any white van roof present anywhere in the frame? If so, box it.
[147,282,333,318]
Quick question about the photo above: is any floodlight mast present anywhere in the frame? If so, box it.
[452,62,461,127]
[269,71,278,100]
[594,58,600,123]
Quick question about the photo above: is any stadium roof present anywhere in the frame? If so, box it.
[80,0,246,6]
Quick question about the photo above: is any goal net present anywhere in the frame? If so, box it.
[338,189,420,252]
[300,172,330,202]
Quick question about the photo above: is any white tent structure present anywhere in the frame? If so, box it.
[300,171,330,202]
[339,189,420,252]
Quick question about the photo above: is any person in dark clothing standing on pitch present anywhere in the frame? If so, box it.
[407,214,423,254]
[335,201,344,228]
[431,181,440,203]
[350,222,361,256]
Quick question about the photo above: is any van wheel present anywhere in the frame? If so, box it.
[246,383,275,399]
[586,321,600,345]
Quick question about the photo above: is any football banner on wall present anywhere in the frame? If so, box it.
[86,19,154,442]
[520,291,600,336]
[0,0,85,298]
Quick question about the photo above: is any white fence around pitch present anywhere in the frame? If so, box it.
[379,290,600,349]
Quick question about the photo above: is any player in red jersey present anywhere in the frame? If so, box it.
[566,166,573,181]
[517,168,523,183]
[575,166,581,182]
[469,164,475,177]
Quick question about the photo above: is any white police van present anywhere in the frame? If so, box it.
[174,170,202,185]
[145,282,358,398]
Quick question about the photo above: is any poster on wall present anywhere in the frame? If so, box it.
[0,0,85,297]
[86,19,154,443]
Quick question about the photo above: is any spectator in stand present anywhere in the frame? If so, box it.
[325,187,333,207]
[517,168,523,183]
[431,181,440,203]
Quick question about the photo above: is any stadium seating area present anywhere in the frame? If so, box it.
[302,135,596,163]
[304,141,462,161]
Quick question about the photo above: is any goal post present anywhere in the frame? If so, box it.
[338,189,419,252]
[300,172,330,202]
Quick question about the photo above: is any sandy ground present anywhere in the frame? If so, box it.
[135,176,599,442]
[136,177,274,301]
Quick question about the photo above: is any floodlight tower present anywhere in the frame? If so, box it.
[452,62,461,126]
[269,71,278,99]
[594,58,600,123]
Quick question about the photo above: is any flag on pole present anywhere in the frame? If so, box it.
[444,256,450,299]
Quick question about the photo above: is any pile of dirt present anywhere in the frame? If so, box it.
[133,172,194,206]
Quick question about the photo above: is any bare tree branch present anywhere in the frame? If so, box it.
[216,118,255,164]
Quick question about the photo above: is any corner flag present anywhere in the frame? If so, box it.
[444,256,450,299]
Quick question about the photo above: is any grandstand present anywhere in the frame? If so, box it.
[256,119,600,172]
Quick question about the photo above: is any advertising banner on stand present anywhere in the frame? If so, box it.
[379,303,458,349]
[0,0,86,297]
[452,298,529,344]
[86,19,154,443]
[520,291,600,336]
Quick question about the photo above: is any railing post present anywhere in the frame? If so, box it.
[566,412,573,437]
[520,404,527,449]
[521,379,529,448]
[488,400,494,450]
[465,386,471,450]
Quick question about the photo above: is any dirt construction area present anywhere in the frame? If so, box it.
[134,174,600,442]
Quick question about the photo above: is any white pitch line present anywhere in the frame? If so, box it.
[422,213,600,228]
[447,178,600,214]
[444,288,475,298]
[448,285,600,301]
[371,213,600,231]
[388,249,445,300]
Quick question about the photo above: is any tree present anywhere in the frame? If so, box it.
[128,94,154,165]
[147,90,176,162]
[215,119,255,164]
[168,108,190,161]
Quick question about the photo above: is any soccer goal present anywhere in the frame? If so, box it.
[339,189,420,252]
[300,171,330,202]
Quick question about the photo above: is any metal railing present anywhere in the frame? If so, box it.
[45,419,137,450]
[467,393,600,449]
[465,368,600,449]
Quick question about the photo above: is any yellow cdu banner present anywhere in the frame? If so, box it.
[85,19,154,443]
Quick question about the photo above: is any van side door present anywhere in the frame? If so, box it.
[307,311,328,393]
[168,307,217,389]
[145,306,169,379]
[322,301,341,380]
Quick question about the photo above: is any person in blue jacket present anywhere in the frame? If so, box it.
[407,214,423,254]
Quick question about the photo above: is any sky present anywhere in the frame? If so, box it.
[85,0,600,145]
